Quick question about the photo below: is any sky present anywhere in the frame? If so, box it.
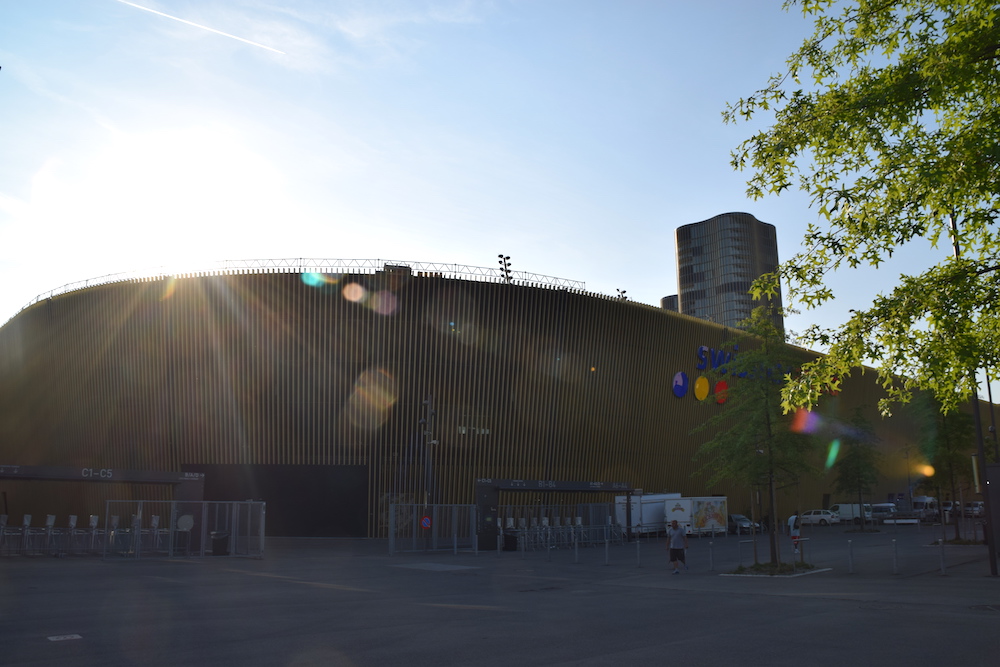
[0,1,950,351]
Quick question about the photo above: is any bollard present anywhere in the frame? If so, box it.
[574,528,579,564]
[938,518,948,573]
[848,539,854,574]
[604,534,610,566]
[892,538,898,575]
[709,541,714,571]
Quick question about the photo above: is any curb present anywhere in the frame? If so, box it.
[720,567,833,578]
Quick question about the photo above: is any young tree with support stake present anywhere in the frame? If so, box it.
[831,410,881,531]
[908,392,976,541]
[694,306,816,565]
[725,0,1000,573]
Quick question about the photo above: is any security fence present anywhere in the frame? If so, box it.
[387,503,625,555]
[102,500,266,559]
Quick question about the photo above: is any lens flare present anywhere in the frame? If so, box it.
[825,439,841,470]
[369,290,398,315]
[301,272,342,288]
[160,276,177,301]
[301,273,323,288]
[344,368,397,430]
[342,283,367,303]
[791,408,822,434]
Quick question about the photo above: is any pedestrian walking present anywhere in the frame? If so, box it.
[788,513,800,554]
[666,519,689,574]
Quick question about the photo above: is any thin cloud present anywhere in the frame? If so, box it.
[114,0,286,54]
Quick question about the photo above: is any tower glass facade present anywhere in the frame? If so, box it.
[675,212,783,331]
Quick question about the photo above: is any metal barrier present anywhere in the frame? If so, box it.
[389,504,478,554]
[496,503,622,551]
[499,503,613,531]
[103,500,265,559]
[499,522,625,552]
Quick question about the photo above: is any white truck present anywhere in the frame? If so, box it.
[664,496,728,536]
[614,493,679,535]
[829,503,873,524]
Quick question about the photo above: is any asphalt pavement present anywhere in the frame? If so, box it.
[2,523,999,666]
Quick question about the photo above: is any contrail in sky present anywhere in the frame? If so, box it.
[115,0,285,55]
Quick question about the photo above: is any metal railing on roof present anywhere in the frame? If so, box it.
[6,259,591,324]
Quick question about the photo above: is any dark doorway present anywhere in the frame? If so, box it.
[182,464,368,537]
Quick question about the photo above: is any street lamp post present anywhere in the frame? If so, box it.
[904,447,913,510]
[949,214,997,575]
[971,387,997,575]
[421,394,437,507]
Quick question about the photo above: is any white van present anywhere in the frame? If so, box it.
[829,503,873,524]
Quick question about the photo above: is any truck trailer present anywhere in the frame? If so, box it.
[613,493,680,535]
[664,496,728,536]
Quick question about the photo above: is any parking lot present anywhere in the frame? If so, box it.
[2,523,999,666]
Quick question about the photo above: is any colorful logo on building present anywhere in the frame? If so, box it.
[674,344,794,404]
[673,345,736,404]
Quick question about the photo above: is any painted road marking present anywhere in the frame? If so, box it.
[419,603,506,611]
[391,562,480,572]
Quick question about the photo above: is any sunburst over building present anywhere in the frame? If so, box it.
[0,259,928,538]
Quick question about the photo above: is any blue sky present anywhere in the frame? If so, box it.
[0,1,945,346]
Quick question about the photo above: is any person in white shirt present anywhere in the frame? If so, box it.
[666,519,689,574]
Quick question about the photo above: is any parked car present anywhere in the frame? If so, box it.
[964,501,984,517]
[727,514,758,534]
[800,509,840,526]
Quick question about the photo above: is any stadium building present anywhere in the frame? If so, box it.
[0,260,929,538]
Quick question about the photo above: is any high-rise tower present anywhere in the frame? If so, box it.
[672,212,783,331]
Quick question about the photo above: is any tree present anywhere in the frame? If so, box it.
[724,0,1000,416]
[831,409,881,530]
[908,392,976,539]
[694,306,816,564]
